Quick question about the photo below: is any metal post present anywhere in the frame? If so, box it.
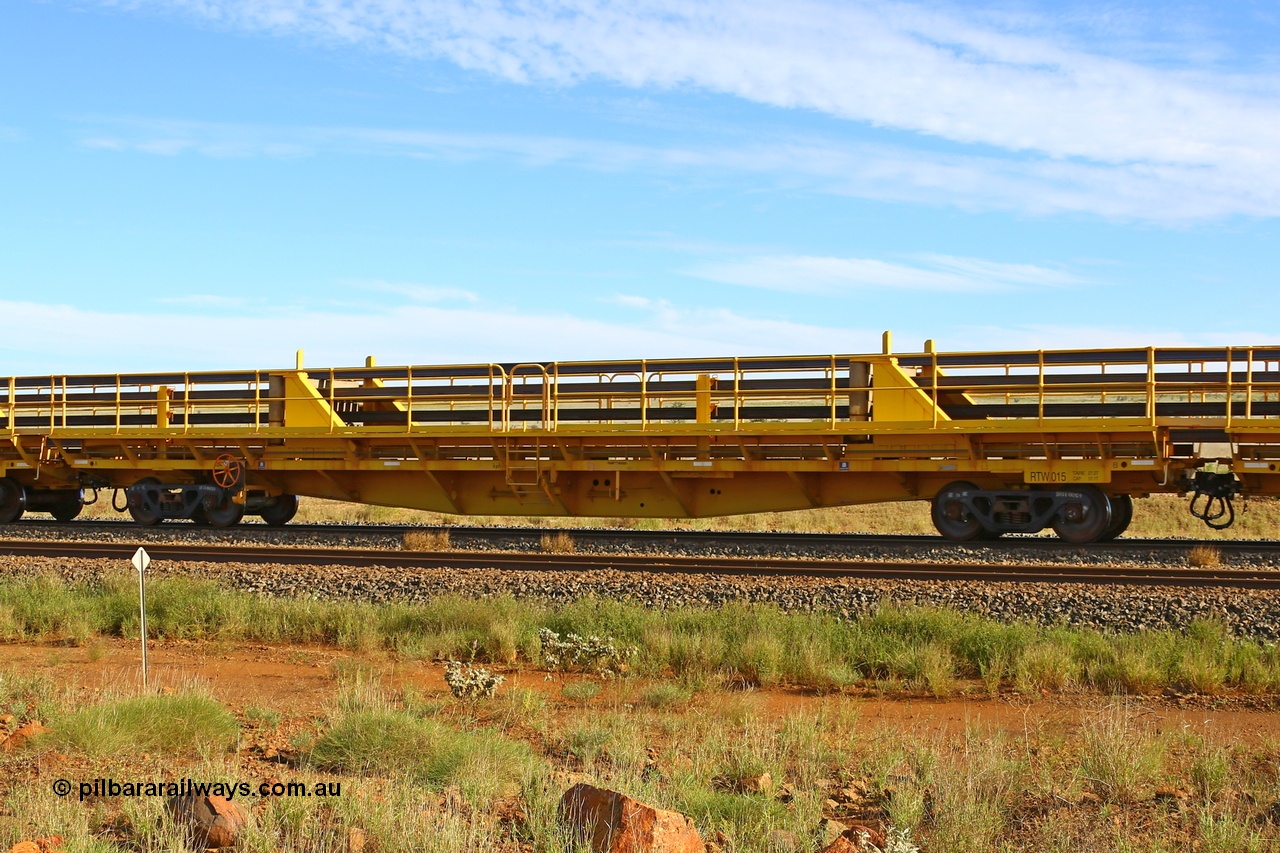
[132,548,151,691]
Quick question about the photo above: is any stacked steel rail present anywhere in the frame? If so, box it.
[2,335,1279,542]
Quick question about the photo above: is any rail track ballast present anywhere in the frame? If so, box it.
[2,334,1279,543]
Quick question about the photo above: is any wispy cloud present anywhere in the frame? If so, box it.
[349,280,480,304]
[75,116,1280,220]
[92,0,1280,220]
[686,254,1081,295]
[0,126,25,143]
[1,296,1272,377]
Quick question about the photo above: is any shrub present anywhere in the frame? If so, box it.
[539,628,637,676]
[443,661,505,700]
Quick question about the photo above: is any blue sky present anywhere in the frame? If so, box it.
[2,0,1278,373]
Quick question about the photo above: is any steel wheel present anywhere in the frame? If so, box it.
[931,481,987,541]
[260,494,299,526]
[1098,494,1133,541]
[0,478,23,524]
[203,496,245,528]
[1051,485,1112,544]
[127,477,165,526]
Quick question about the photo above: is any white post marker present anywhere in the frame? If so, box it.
[131,547,151,690]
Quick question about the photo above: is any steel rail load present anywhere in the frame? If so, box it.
[2,334,1279,543]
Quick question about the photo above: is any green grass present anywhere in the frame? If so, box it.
[52,691,239,756]
[4,573,1280,697]
[307,708,534,800]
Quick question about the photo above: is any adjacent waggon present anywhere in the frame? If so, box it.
[2,334,1278,543]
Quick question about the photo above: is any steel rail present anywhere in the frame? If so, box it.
[2,538,1279,588]
[6,518,1280,558]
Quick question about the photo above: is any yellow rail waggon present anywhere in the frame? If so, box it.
[2,334,1278,543]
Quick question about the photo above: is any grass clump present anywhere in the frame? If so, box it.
[1187,544,1223,567]
[403,528,451,551]
[639,683,692,708]
[308,708,533,798]
[53,691,238,756]
[539,531,576,554]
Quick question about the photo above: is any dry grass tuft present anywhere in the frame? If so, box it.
[539,531,576,554]
[403,529,451,551]
[1187,544,1222,568]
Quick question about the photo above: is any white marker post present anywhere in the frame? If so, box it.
[131,547,151,691]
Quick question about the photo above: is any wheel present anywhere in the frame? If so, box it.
[931,481,988,541]
[127,477,165,527]
[1097,494,1133,541]
[1051,485,1112,544]
[202,495,245,528]
[211,455,245,490]
[0,478,24,524]
[49,494,83,522]
[259,494,299,526]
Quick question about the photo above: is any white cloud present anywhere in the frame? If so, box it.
[1,296,1273,376]
[93,0,1280,219]
[75,116,1280,220]
[686,254,1080,294]
[349,280,480,304]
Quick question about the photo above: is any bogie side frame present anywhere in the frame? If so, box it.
[2,337,1279,541]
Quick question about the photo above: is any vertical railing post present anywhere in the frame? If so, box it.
[1225,348,1233,429]
[1245,348,1254,420]
[640,360,648,430]
[1037,351,1045,424]
[183,374,191,435]
[406,367,414,434]
[1146,348,1157,425]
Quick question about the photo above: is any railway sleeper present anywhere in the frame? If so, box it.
[932,481,1127,544]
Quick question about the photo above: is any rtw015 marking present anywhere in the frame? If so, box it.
[1024,468,1109,484]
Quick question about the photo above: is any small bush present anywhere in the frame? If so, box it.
[443,661,505,700]
[539,628,637,676]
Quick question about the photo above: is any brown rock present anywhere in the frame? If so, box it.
[740,773,773,795]
[763,829,799,852]
[166,794,247,849]
[559,783,705,853]
[818,839,861,853]
[815,818,850,847]
[9,843,41,853]
[35,838,64,853]
[345,828,367,853]
[1,722,50,752]
[842,825,886,850]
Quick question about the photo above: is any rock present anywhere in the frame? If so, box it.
[818,838,861,853]
[842,826,886,850]
[35,838,64,853]
[815,818,850,847]
[1,722,50,752]
[9,843,41,853]
[558,783,705,853]
[345,828,367,853]
[166,794,247,849]
[740,773,773,795]
[763,829,800,851]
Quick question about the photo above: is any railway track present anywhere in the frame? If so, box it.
[7,518,1280,559]
[3,538,1279,588]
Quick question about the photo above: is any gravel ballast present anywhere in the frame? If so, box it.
[7,554,1280,641]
